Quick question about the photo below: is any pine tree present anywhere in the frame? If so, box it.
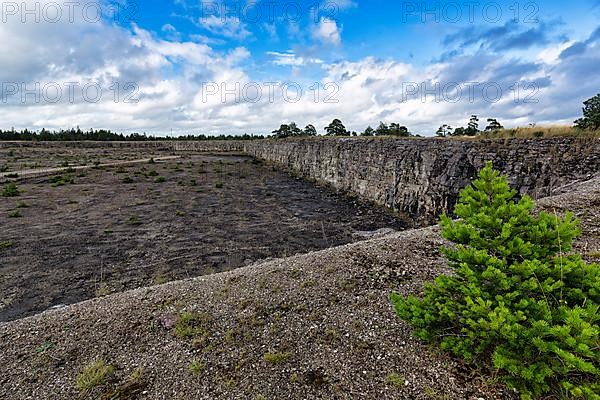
[392,162,600,399]
[574,93,600,130]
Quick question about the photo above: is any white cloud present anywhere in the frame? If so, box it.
[312,17,342,46]
[1,0,599,136]
[161,23,182,41]
[198,15,251,40]
[536,41,575,64]
[267,51,323,66]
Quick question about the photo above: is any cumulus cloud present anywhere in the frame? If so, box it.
[312,17,342,46]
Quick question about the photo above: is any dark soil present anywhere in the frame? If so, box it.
[0,153,407,322]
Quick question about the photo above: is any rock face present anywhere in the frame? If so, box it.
[4,137,599,225]
[237,137,600,225]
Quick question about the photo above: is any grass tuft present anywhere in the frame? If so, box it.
[189,360,206,375]
[385,373,404,388]
[75,359,114,391]
[263,352,292,364]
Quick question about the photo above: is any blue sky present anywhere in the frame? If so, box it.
[1,0,600,135]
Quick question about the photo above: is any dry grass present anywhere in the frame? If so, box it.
[473,126,600,139]
[75,359,114,391]
[275,126,600,140]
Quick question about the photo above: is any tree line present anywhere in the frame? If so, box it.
[435,116,504,137]
[0,128,265,141]
[272,93,600,139]
[271,119,413,138]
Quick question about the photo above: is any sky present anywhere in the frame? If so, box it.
[0,0,599,136]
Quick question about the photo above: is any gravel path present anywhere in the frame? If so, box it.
[0,176,598,399]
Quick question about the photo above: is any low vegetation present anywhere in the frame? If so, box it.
[263,352,292,364]
[189,360,206,375]
[2,182,20,197]
[392,163,600,399]
[16,201,29,208]
[126,215,142,226]
[385,373,404,388]
[7,210,22,218]
[49,175,74,187]
[476,126,600,139]
[75,359,114,391]
[173,311,212,340]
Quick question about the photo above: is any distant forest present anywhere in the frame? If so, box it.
[0,128,265,141]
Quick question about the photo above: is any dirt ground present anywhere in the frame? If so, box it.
[0,150,408,322]
[0,144,175,172]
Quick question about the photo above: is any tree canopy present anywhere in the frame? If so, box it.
[574,93,600,130]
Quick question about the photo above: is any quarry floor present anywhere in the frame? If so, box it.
[1,144,598,399]
[0,151,408,322]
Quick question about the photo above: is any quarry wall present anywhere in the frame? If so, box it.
[4,137,599,225]
[234,137,600,225]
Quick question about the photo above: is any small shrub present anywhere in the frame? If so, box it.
[147,170,159,177]
[0,241,13,250]
[122,176,134,184]
[155,176,166,183]
[75,359,114,391]
[126,215,142,226]
[5,173,18,178]
[189,360,206,375]
[103,368,146,399]
[176,210,186,217]
[36,341,55,354]
[173,311,212,339]
[16,201,30,208]
[152,273,169,285]
[392,162,600,399]
[215,182,224,189]
[95,283,112,297]
[2,182,19,197]
[263,352,292,364]
[385,373,404,388]
[49,175,74,187]
[8,210,22,218]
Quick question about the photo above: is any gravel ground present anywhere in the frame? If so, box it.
[0,176,598,400]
